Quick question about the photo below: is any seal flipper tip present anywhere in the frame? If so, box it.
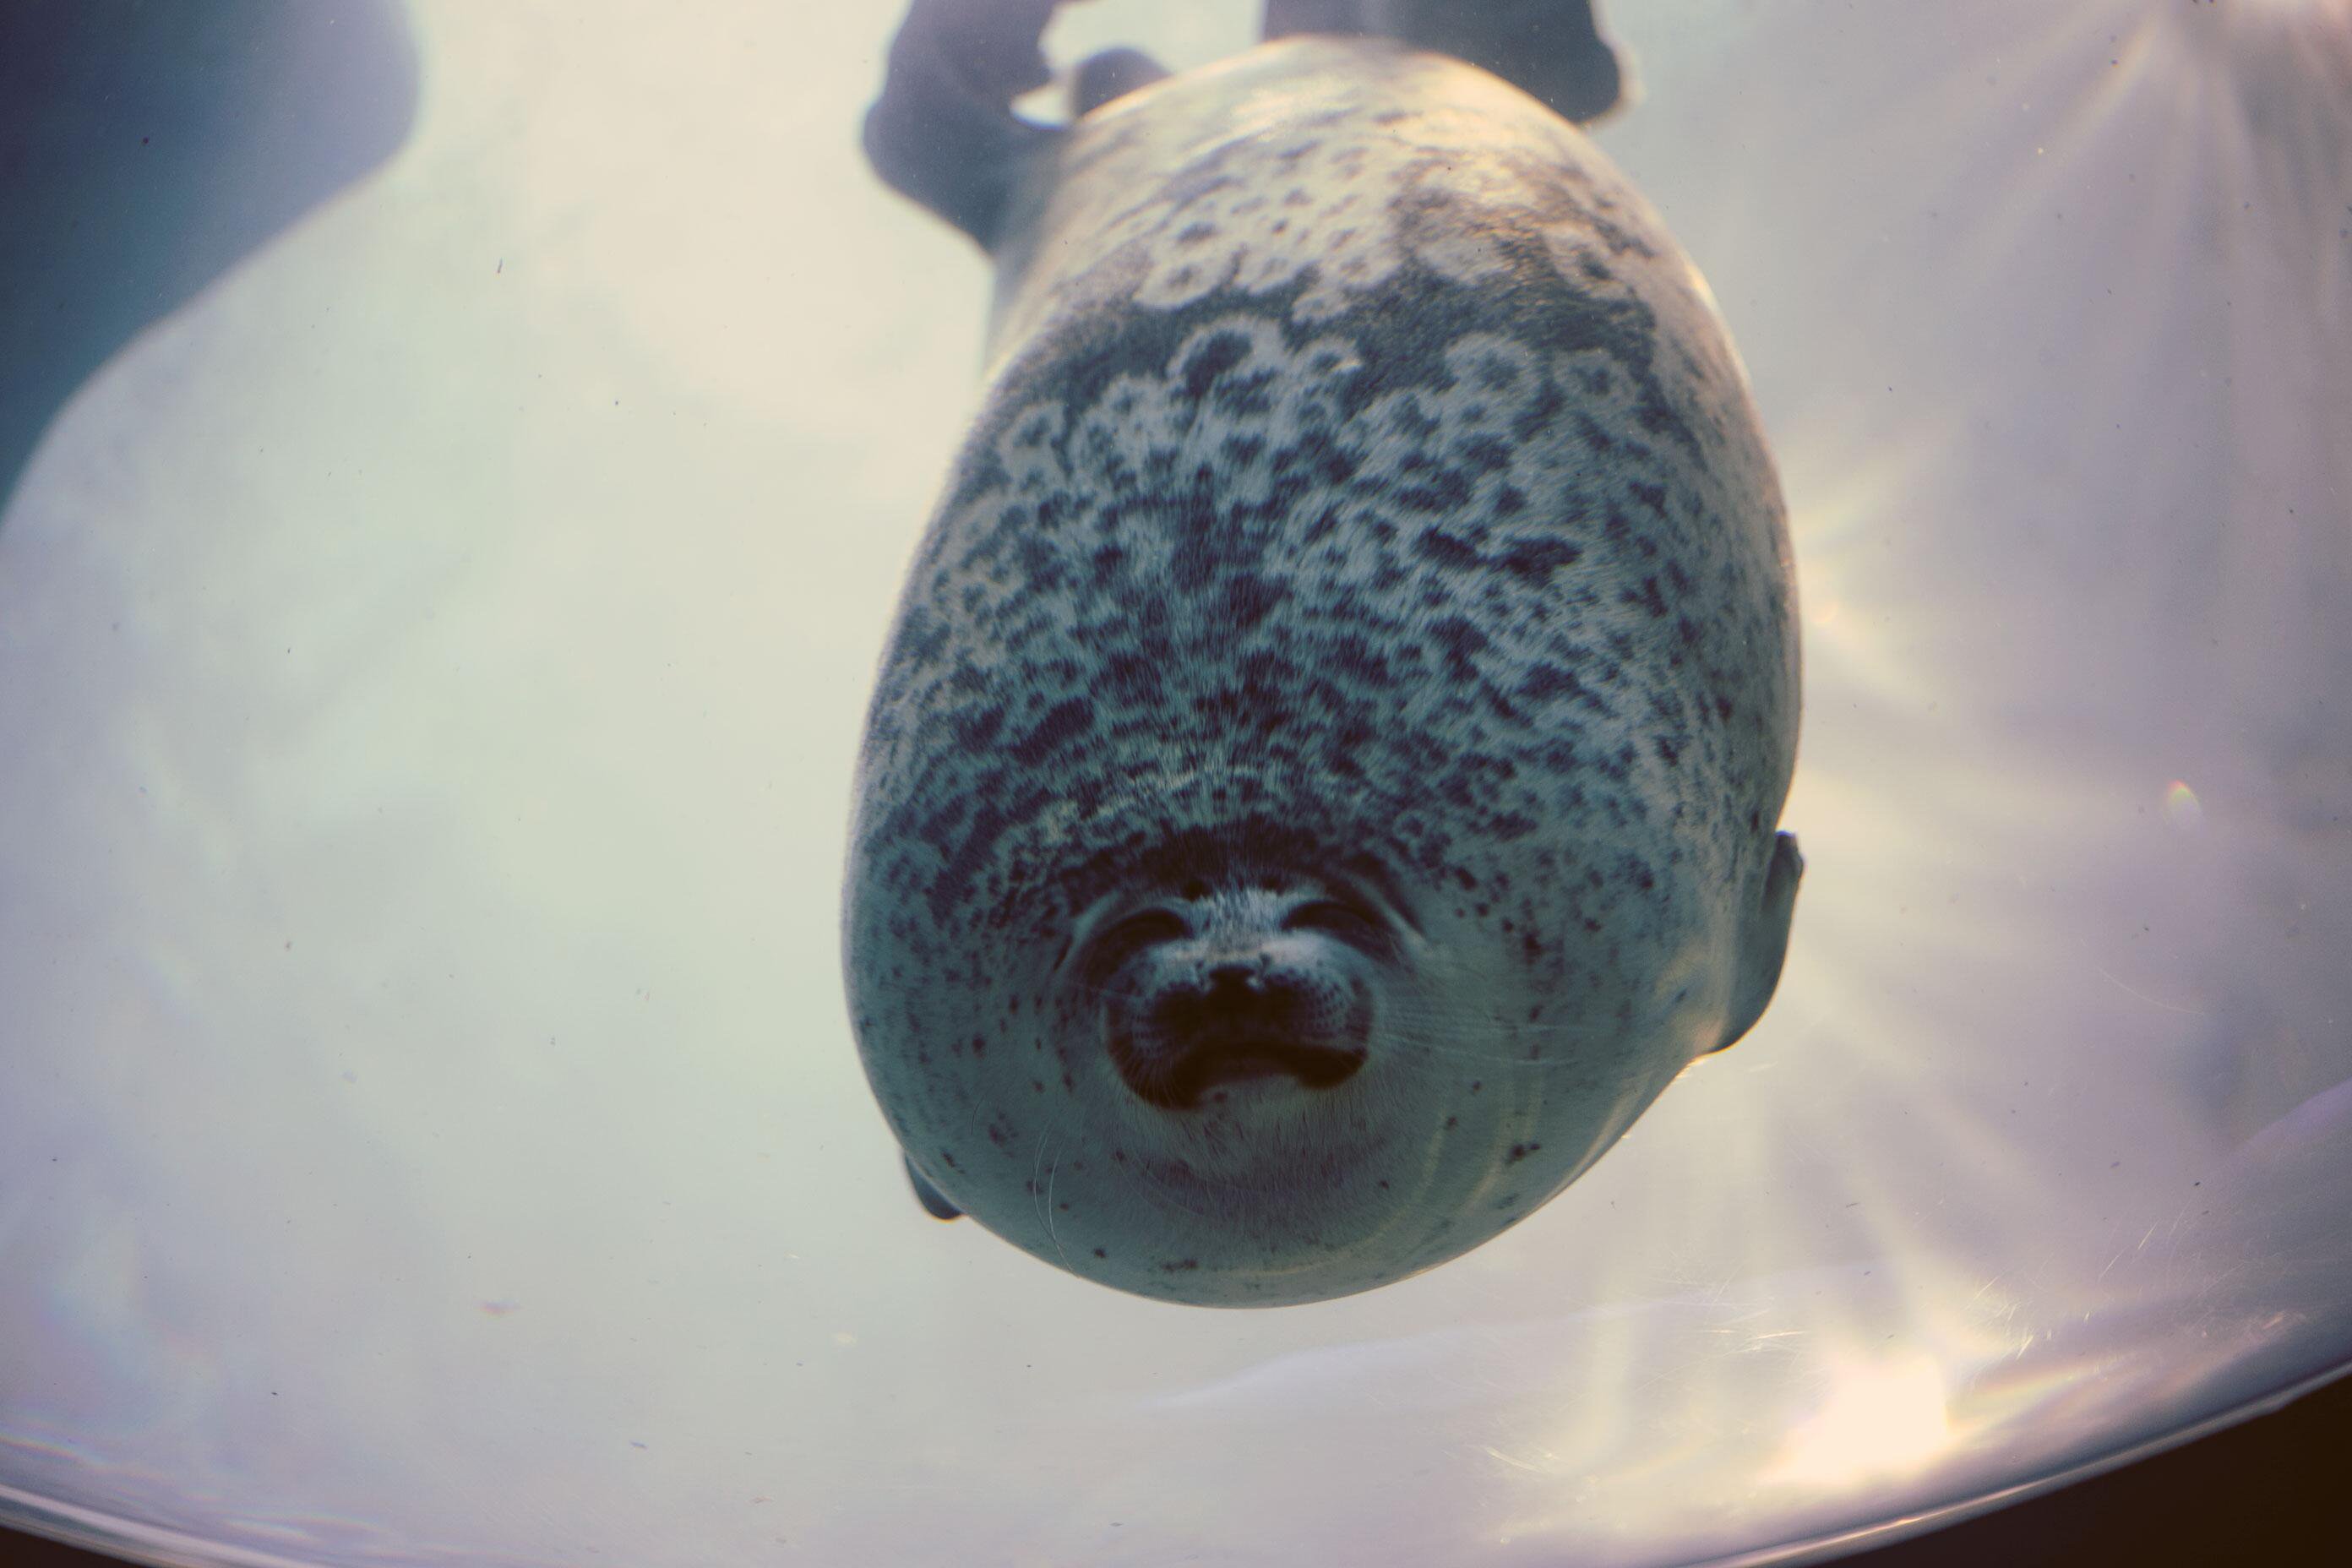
[863,0,1068,248]
[1071,46,1172,117]
[1262,0,1627,124]
[905,1155,966,1222]
[1713,831,1803,1053]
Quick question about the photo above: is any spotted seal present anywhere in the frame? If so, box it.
[847,0,1802,1306]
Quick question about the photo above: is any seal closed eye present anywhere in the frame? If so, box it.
[848,0,1803,1307]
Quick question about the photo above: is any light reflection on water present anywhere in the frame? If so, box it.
[0,1,2344,1564]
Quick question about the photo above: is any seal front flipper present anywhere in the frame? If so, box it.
[1713,832,1804,1052]
[863,0,1075,248]
[904,1155,966,1221]
[1261,0,1626,122]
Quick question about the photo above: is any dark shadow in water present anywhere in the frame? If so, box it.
[0,0,419,514]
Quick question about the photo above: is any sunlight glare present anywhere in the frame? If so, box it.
[1763,1353,1955,1490]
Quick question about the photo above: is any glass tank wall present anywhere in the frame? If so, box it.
[1,2,2346,1564]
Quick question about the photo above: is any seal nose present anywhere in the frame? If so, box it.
[1111,954,1367,1110]
[1161,960,1293,1039]
[1204,961,1261,1006]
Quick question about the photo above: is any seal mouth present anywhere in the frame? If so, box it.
[1113,1032,1367,1111]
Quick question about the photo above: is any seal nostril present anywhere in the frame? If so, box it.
[1119,962,1364,1109]
[1201,964,1289,1025]
[1153,966,1285,1036]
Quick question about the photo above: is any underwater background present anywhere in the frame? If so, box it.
[2,2,2347,1564]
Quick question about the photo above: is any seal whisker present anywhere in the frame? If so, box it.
[1040,1136,1074,1271]
[1390,1041,1593,1070]
[1051,978,1656,1046]
[1374,1002,1622,1037]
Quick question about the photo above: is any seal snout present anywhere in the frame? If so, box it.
[1127,961,1369,1110]
[1077,869,1402,1113]
[1089,885,1386,1111]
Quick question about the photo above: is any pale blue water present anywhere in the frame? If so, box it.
[1,3,2346,1564]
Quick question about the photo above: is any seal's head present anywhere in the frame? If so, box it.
[850,792,1799,1305]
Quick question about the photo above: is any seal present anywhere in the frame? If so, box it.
[847,0,1803,1307]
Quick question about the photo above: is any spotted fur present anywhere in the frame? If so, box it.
[847,39,1800,1306]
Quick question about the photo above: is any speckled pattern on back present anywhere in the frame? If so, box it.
[846,40,1799,1304]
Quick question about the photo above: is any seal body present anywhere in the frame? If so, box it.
[847,35,1800,1306]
